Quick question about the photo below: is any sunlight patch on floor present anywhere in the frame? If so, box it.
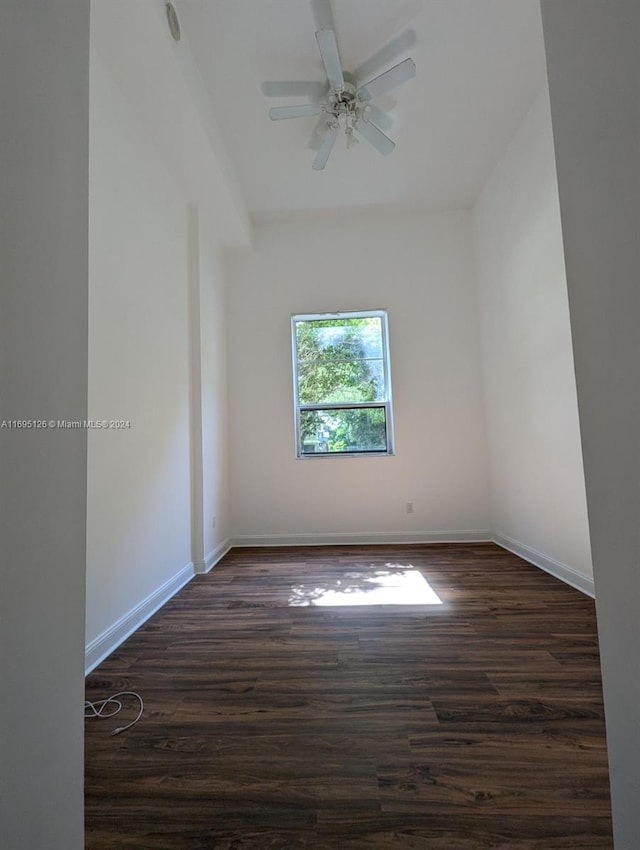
[288,565,443,607]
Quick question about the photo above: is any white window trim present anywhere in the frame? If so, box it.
[291,309,395,459]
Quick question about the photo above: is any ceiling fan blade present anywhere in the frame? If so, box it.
[311,0,336,34]
[312,125,339,170]
[355,120,396,156]
[262,81,326,100]
[309,116,330,150]
[269,104,324,121]
[358,58,416,102]
[361,103,394,133]
[353,29,416,84]
[315,29,345,92]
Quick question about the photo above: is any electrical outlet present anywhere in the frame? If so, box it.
[211,516,216,529]
[406,502,414,514]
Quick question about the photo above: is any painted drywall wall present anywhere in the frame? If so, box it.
[541,2,640,846]
[86,49,192,654]
[472,87,592,592]
[199,223,231,566]
[0,2,89,847]
[90,0,250,248]
[187,206,232,572]
[225,212,490,542]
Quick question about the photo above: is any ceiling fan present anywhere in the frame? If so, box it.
[262,7,416,171]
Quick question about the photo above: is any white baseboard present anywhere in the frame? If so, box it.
[231,530,492,547]
[493,534,595,598]
[200,538,233,574]
[84,562,195,675]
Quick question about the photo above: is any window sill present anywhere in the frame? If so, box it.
[296,450,395,459]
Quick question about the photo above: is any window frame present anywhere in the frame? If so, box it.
[291,309,395,459]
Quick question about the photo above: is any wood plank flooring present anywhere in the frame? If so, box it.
[85,543,613,849]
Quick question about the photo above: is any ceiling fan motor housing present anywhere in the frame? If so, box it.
[327,81,358,115]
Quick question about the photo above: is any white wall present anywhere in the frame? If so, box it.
[188,207,232,572]
[199,226,231,565]
[85,49,192,658]
[472,87,592,593]
[85,22,236,666]
[541,2,640,846]
[0,2,89,847]
[225,212,490,543]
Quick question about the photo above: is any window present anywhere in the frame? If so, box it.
[291,310,394,457]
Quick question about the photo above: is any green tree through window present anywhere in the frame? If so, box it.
[292,311,394,456]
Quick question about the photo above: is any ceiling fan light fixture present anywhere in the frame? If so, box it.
[346,127,359,149]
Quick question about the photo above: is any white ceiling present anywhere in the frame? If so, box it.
[178,0,547,217]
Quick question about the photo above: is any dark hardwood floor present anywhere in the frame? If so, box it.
[85,543,613,849]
